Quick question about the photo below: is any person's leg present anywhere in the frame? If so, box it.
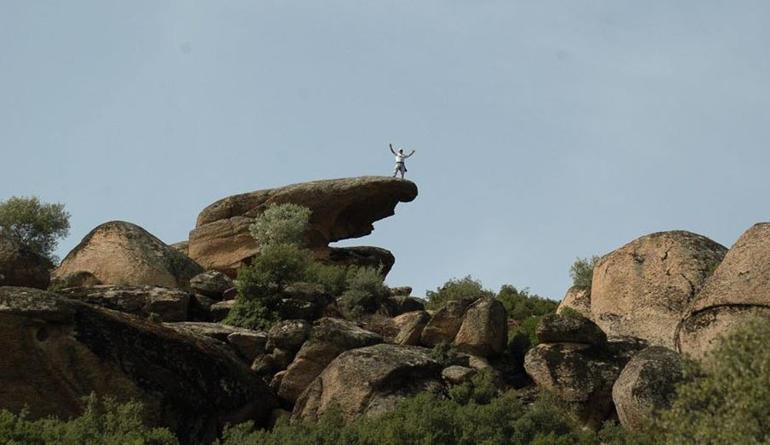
[392,165,399,177]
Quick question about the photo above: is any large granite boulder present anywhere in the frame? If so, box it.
[557,286,592,319]
[453,296,508,356]
[0,235,52,289]
[536,313,607,345]
[677,223,770,359]
[0,287,274,444]
[52,221,204,289]
[420,298,474,347]
[591,231,726,348]
[190,271,234,299]
[188,177,418,274]
[292,344,442,421]
[323,246,396,277]
[612,346,685,431]
[58,285,190,322]
[393,311,430,346]
[277,318,382,403]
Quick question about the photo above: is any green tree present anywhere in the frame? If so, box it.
[0,196,70,262]
[425,275,494,310]
[569,256,600,289]
[496,285,557,321]
[339,266,389,315]
[249,203,312,247]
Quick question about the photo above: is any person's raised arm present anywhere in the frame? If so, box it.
[405,149,416,158]
[389,144,396,155]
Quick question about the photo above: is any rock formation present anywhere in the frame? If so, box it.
[292,344,442,421]
[453,297,508,356]
[556,286,591,318]
[58,285,190,322]
[52,221,204,289]
[0,287,274,444]
[0,235,52,289]
[612,346,684,431]
[677,223,770,359]
[591,231,726,348]
[187,177,418,275]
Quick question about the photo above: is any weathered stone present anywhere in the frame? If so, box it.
[524,342,627,428]
[58,285,190,322]
[170,241,189,255]
[389,286,413,297]
[382,295,426,316]
[190,271,234,299]
[268,319,311,352]
[612,347,685,431]
[393,311,430,346]
[165,321,259,342]
[421,298,474,347]
[292,344,442,421]
[441,365,476,385]
[53,221,204,289]
[211,300,235,322]
[0,287,274,444]
[278,318,381,403]
[228,331,268,362]
[536,313,607,345]
[0,235,52,289]
[677,223,770,360]
[592,231,726,348]
[189,293,217,321]
[323,246,396,278]
[557,286,592,319]
[454,297,508,357]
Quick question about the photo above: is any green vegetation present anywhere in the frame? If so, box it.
[248,203,312,247]
[0,196,70,263]
[0,394,176,445]
[339,266,388,316]
[497,285,557,321]
[425,275,494,310]
[569,256,600,289]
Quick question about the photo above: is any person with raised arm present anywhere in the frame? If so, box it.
[389,143,416,179]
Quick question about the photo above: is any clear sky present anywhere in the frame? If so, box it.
[2,1,769,300]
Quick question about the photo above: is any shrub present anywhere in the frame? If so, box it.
[249,203,312,247]
[430,342,460,367]
[507,315,543,364]
[0,393,176,445]
[496,285,557,321]
[223,297,277,331]
[425,275,494,310]
[448,369,500,405]
[569,256,600,289]
[249,244,311,291]
[0,196,70,262]
[303,262,350,296]
[340,266,388,315]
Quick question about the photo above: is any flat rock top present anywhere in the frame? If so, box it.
[196,176,418,227]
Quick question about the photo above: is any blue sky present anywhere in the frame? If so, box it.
[2,1,770,299]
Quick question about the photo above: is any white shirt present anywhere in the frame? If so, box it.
[395,153,407,163]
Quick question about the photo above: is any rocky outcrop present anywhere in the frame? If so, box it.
[188,177,418,274]
[0,287,274,444]
[557,286,592,319]
[324,246,396,277]
[453,297,507,356]
[0,235,52,289]
[381,295,426,317]
[278,318,382,403]
[677,223,770,359]
[393,311,430,346]
[190,271,234,299]
[612,346,684,431]
[267,319,311,352]
[537,313,607,345]
[58,285,190,322]
[591,231,726,348]
[420,298,474,347]
[52,221,204,289]
[292,344,442,421]
[165,322,267,362]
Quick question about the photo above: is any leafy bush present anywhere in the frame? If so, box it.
[339,266,388,315]
[496,285,557,321]
[249,203,312,247]
[303,262,350,296]
[430,342,460,367]
[0,196,70,262]
[223,297,278,331]
[0,394,176,445]
[570,256,600,289]
[218,391,599,445]
[448,369,500,405]
[425,275,494,310]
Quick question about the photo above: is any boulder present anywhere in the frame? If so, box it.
[276,283,333,321]
[420,298,474,347]
[165,321,260,342]
[591,231,727,348]
[0,235,52,289]
[292,344,442,421]
[324,246,396,277]
[441,365,476,385]
[267,319,311,352]
[58,285,190,322]
[382,295,426,316]
[524,341,632,428]
[211,300,235,322]
[189,293,217,321]
[389,286,413,297]
[536,313,607,345]
[0,287,274,444]
[612,346,685,431]
[227,331,269,362]
[278,318,381,403]
[393,311,430,346]
[52,221,204,289]
[557,286,592,319]
[190,271,234,299]
[677,223,770,359]
[188,177,418,274]
[453,297,508,356]
[170,241,189,255]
